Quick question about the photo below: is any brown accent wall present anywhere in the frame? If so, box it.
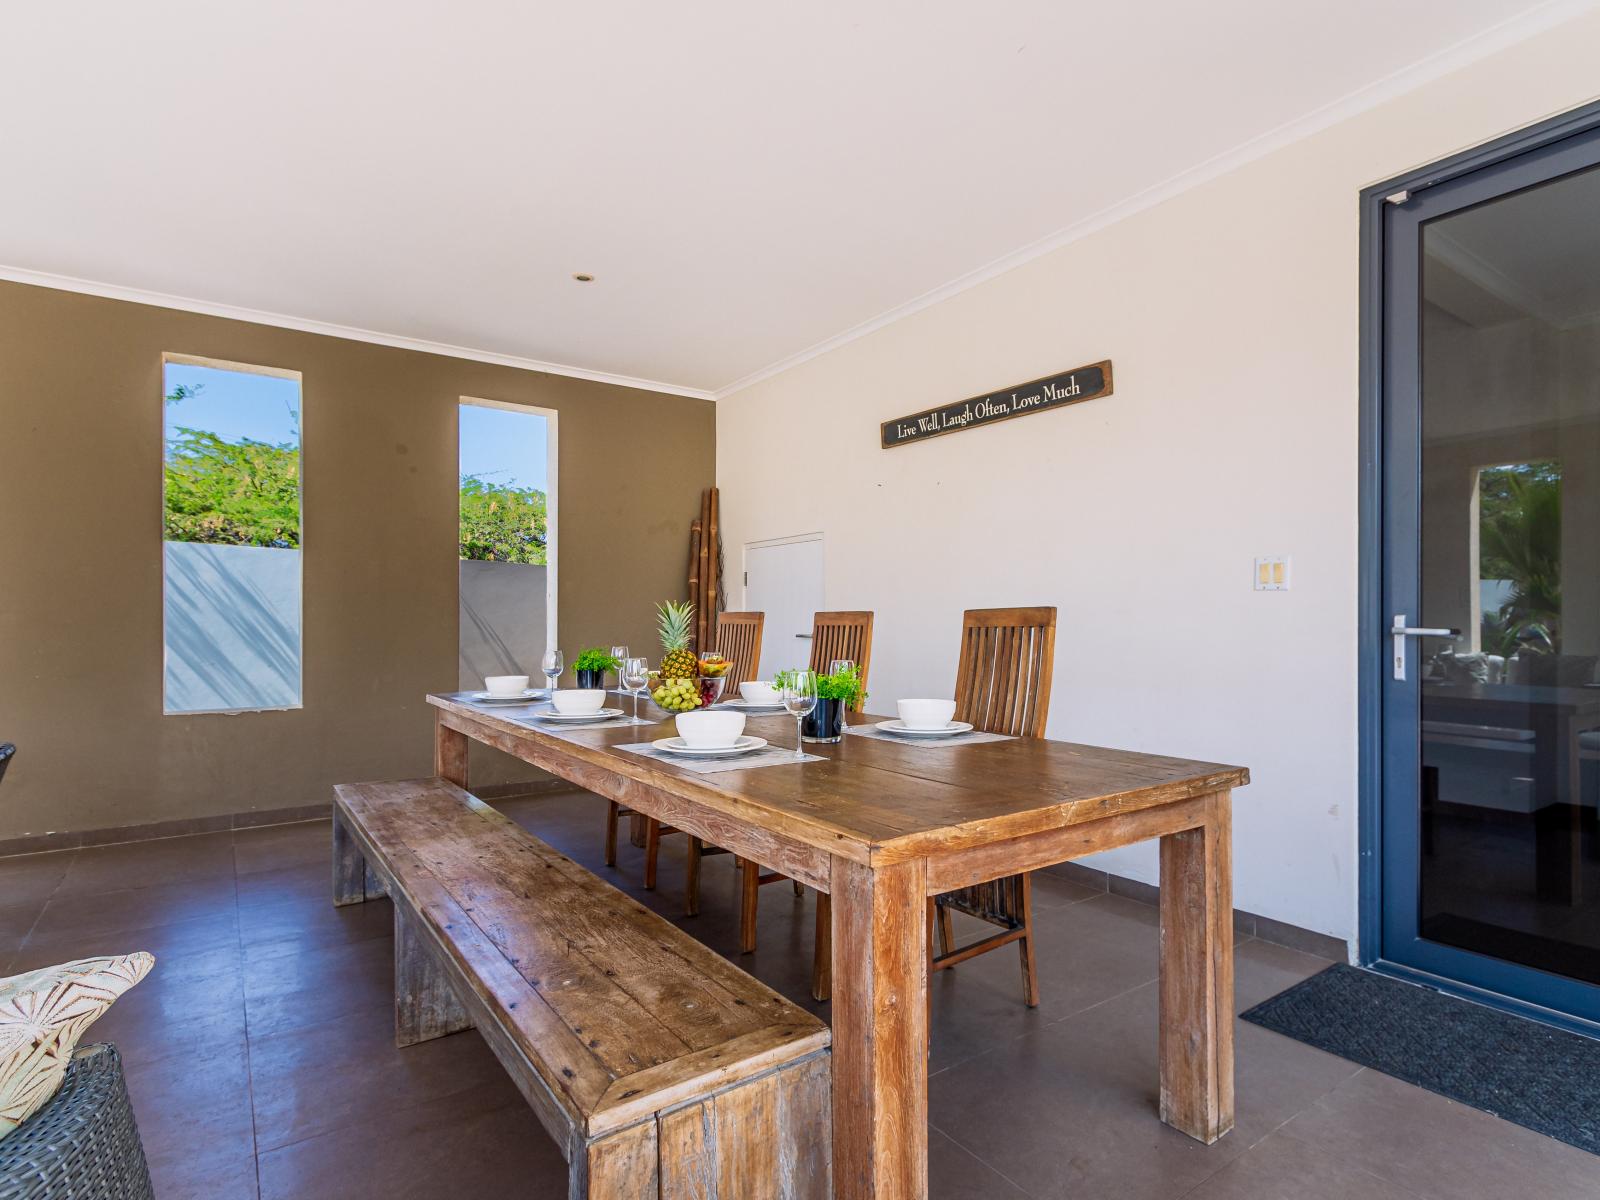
[0,280,715,842]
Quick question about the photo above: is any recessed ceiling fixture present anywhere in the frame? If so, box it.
[572,273,595,283]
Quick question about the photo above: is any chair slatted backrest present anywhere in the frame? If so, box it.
[807,612,875,712]
[952,607,1057,738]
[714,612,765,689]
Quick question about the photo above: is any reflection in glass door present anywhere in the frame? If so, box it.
[1382,126,1600,1023]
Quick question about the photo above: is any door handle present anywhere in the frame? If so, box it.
[1391,614,1461,681]
[795,634,812,639]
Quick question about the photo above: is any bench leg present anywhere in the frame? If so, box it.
[331,811,368,907]
[395,905,473,1048]
[572,1121,658,1200]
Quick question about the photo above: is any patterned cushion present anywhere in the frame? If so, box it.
[0,953,154,1140]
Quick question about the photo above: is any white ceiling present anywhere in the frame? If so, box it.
[0,1,1585,397]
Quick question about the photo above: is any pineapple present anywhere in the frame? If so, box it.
[657,601,698,680]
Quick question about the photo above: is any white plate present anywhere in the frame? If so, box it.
[531,707,626,722]
[472,689,547,703]
[719,699,786,712]
[875,720,974,738]
[652,735,769,757]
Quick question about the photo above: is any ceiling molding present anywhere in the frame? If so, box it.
[712,0,1600,400]
[0,264,718,402]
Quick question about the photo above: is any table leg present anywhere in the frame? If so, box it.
[434,712,469,788]
[1158,789,1234,1145]
[830,855,927,1200]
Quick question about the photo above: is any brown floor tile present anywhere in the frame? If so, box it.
[1233,936,1335,1013]
[243,933,394,1038]
[31,874,237,940]
[235,860,327,909]
[256,1086,558,1199]
[928,980,1361,1200]
[1,811,1576,1199]
[1276,1067,1600,1200]
[125,1039,256,1196]
[17,909,240,971]
[929,1126,1032,1198]
[1184,1129,1423,1199]
[238,892,394,957]
[59,831,236,896]
[0,849,75,906]
[233,820,329,877]
[249,1012,514,1152]
[0,900,41,943]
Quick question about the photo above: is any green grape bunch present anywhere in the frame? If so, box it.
[651,677,702,712]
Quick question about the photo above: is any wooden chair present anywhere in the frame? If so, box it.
[711,610,764,687]
[930,606,1056,1007]
[807,611,874,710]
[611,612,766,895]
[708,611,877,1001]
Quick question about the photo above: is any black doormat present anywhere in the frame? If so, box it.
[1241,964,1600,1155]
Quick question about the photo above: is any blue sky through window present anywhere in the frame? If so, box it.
[459,403,547,492]
[164,361,300,449]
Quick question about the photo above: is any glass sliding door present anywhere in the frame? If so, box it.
[1380,124,1600,1023]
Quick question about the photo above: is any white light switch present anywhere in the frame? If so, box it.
[1254,556,1290,591]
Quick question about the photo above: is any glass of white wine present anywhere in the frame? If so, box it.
[782,669,818,758]
[622,658,650,722]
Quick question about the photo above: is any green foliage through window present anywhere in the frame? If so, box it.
[164,428,302,548]
[459,475,548,564]
[1479,460,1561,656]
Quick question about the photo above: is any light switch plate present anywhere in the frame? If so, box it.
[1254,556,1290,591]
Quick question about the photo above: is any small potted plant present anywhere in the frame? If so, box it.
[573,647,620,690]
[776,664,865,744]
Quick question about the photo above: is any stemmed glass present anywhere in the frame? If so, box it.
[782,670,818,759]
[610,645,628,692]
[622,658,650,722]
[829,658,854,678]
[541,649,563,693]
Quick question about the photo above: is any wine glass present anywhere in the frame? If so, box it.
[622,657,650,722]
[541,649,563,693]
[782,670,818,759]
[610,645,628,692]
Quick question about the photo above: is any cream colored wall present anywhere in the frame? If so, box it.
[715,12,1600,949]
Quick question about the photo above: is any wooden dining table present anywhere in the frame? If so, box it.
[427,692,1249,1199]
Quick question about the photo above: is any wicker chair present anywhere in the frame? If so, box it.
[0,1044,154,1200]
[0,744,13,786]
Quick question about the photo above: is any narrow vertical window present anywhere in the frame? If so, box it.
[457,400,552,690]
[163,355,303,713]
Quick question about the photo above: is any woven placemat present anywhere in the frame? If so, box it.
[615,741,824,773]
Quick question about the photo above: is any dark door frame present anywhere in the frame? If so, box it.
[1359,98,1600,1036]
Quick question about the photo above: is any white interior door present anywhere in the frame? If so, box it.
[744,536,824,681]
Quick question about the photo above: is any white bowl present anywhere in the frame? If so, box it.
[897,698,957,730]
[675,709,746,749]
[740,680,779,705]
[484,674,530,696]
[551,689,606,715]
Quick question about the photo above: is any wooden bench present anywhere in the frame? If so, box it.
[332,778,832,1199]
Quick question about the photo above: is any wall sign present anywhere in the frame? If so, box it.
[880,360,1113,449]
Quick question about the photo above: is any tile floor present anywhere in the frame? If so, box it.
[2,791,1597,1199]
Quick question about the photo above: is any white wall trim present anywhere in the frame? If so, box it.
[711,0,1600,400]
[0,264,717,402]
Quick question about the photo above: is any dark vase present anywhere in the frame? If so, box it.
[574,668,606,690]
[802,697,845,743]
